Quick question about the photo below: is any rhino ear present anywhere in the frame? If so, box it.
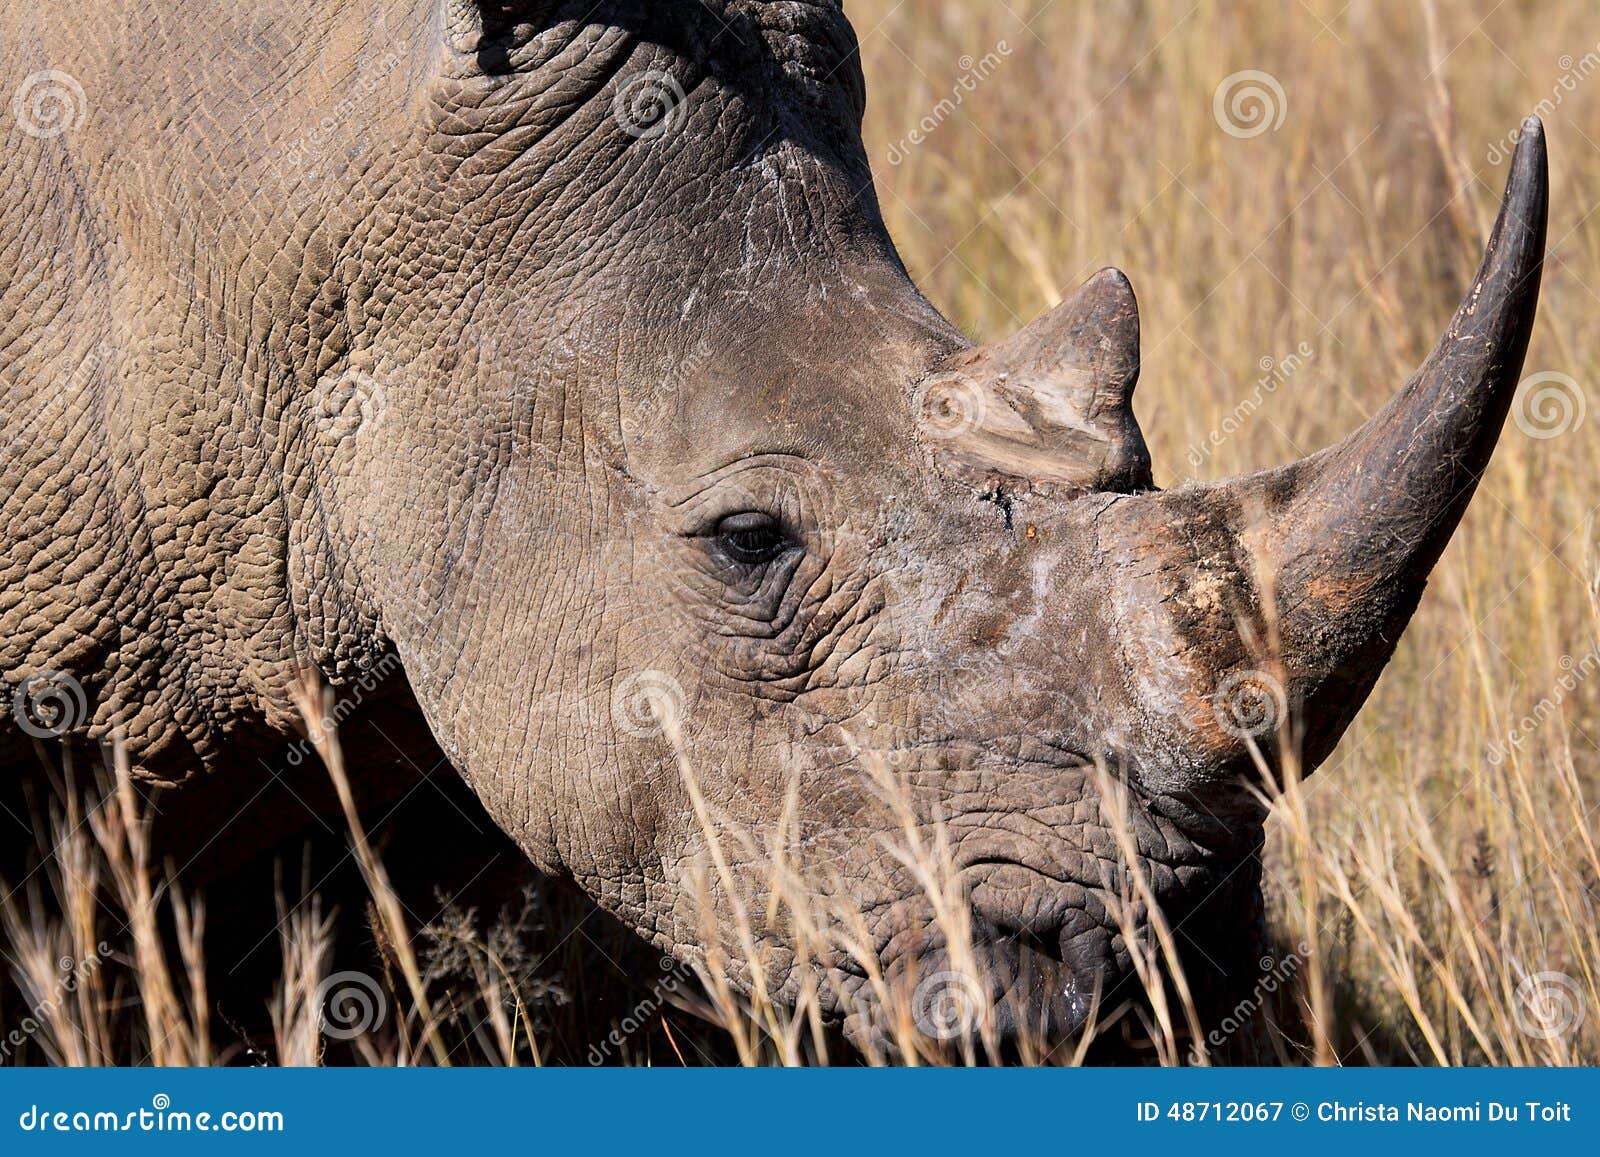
[919,269,1153,494]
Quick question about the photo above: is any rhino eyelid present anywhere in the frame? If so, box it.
[709,511,798,568]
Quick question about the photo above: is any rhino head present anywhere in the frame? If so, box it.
[2,1,1546,1054]
[327,3,1547,1048]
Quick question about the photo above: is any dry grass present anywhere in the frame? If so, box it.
[855,0,1600,1064]
[4,0,1599,1065]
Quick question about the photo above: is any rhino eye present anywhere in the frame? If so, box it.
[715,512,792,566]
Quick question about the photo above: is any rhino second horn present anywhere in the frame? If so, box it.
[1229,115,1549,762]
[922,268,1153,494]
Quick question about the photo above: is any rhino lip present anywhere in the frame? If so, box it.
[983,924,1102,1043]
[883,914,1114,1054]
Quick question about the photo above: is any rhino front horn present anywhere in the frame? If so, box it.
[919,268,1153,494]
[1227,115,1548,761]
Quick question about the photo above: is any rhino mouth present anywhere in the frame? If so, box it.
[973,868,1222,1050]
[770,736,1258,1054]
[847,910,1155,1060]
[827,827,1254,1059]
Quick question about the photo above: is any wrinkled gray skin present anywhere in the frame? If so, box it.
[1,1,1546,1048]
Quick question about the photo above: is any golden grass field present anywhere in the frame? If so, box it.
[4,0,1599,1066]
